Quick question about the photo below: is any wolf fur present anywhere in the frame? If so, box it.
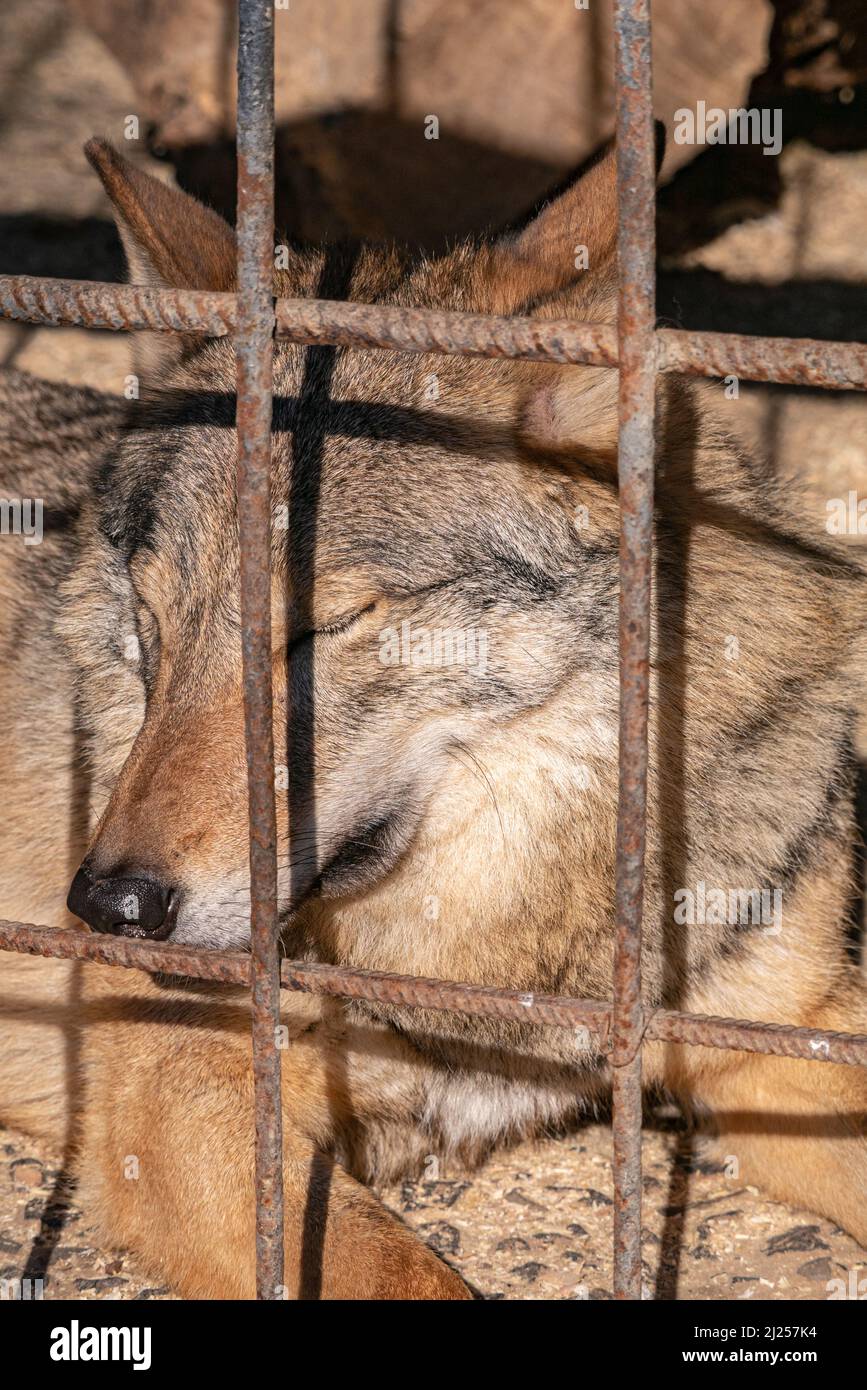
[0,139,865,1299]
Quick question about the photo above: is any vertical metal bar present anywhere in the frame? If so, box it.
[235,0,284,1299]
[611,0,656,1301]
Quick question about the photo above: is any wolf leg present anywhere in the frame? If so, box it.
[0,950,83,1147]
[79,972,471,1299]
[117,1129,473,1301]
[653,970,867,1247]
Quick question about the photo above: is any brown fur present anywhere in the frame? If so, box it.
[0,141,865,1299]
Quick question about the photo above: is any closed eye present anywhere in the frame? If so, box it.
[290,601,376,649]
[133,600,161,690]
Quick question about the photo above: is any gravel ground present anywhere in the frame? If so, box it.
[0,0,865,1301]
[4,1109,866,1301]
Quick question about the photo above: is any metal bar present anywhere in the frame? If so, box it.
[0,922,607,1038]
[657,328,867,391]
[3,921,867,1065]
[235,0,283,1302]
[0,278,236,336]
[2,275,867,390]
[644,1008,867,1066]
[611,0,656,1302]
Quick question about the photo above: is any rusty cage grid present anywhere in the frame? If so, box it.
[0,0,866,1302]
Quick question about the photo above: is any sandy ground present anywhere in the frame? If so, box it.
[1,0,866,1301]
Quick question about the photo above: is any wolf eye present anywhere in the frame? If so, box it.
[127,600,160,689]
[318,612,362,637]
[291,601,376,649]
[136,602,158,641]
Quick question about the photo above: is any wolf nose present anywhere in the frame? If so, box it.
[67,866,177,939]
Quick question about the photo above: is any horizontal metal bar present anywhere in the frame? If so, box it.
[0,921,256,985]
[657,328,867,391]
[277,303,867,393]
[0,278,237,336]
[2,921,866,1066]
[1,275,865,390]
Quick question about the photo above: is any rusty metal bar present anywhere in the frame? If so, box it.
[611,0,656,1303]
[657,328,867,391]
[644,1008,867,1066]
[3,920,867,1066]
[2,275,867,390]
[235,0,283,1302]
[0,278,236,336]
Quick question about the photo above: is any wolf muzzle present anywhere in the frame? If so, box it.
[67,865,179,939]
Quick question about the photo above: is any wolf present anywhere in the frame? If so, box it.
[0,137,865,1299]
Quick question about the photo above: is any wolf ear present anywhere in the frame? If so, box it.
[478,145,618,316]
[85,138,236,291]
[505,125,666,462]
[499,146,621,461]
[483,122,666,316]
[507,148,618,304]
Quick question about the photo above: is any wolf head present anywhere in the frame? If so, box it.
[63,138,630,951]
